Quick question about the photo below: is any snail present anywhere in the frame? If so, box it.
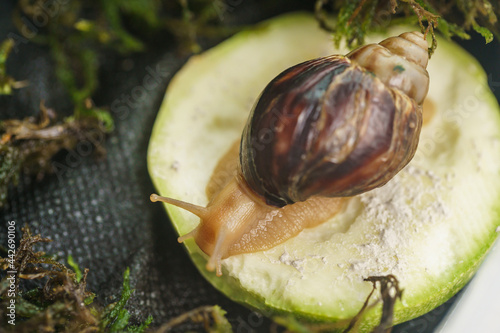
[151,31,430,276]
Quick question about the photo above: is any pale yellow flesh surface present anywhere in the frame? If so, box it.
[148,12,500,331]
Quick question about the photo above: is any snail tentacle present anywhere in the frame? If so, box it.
[150,194,208,218]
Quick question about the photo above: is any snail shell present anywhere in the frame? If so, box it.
[241,32,428,206]
[151,32,430,276]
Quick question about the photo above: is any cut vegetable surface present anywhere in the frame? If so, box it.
[148,12,500,331]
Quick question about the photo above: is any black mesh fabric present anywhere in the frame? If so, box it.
[1,1,499,331]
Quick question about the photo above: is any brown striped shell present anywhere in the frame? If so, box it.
[240,32,429,207]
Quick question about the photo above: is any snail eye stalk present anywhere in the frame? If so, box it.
[150,193,208,219]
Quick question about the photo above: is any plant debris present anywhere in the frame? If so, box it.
[315,0,499,54]
[0,39,28,95]
[363,275,403,333]
[99,267,154,333]
[273,274,403,333]
[0,101,110,208]
[155,305,232,333]
[0,226,153,332]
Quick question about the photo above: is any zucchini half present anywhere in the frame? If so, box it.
[148,12,500,331]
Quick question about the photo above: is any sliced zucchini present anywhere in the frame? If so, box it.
[148,12,500,330]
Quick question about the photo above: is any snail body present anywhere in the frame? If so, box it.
[151,32,430,276]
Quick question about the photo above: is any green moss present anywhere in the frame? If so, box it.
[0,227,153,332]
[315,0,498,53]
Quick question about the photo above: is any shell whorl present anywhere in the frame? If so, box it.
[347,32,429,105]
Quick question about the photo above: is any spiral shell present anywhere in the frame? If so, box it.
[240,32,429,206]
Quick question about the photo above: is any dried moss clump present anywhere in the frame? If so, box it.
[0,103,109,207]
[315,0,499,54]
[0,227,153,332]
